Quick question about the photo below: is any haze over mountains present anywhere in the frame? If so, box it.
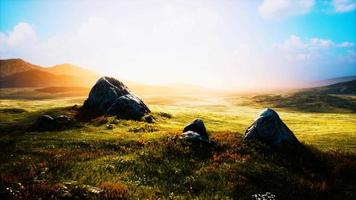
[0,59,216,95]
[305,79,356,95]
[0,58,355,94]
[309,76,356,88]
[0,59,98,87]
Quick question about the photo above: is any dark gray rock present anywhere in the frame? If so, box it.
[183,119,208,139]
[29,115,74,132]
[181,119,217,146]
[143,115,155,123]
[83,77,150,120]
[106,94,150,120]
[83,77,130,112]
[180,131,210,143]
[244,108,299,146]
[29,115,55,131]
[56,115,72,123]
[106,124,114,129]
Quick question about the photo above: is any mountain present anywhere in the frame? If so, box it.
[0,69,97,88]
[0,58,220,95]
[306,79,356,94]
[0,59,40,77]
[309,76,356,88]
[251,79,356,114]
[43,64,98,77]
[0,59,99,88]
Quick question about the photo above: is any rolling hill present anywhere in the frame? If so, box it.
[1,58,355,97]
[0,58,219,95]
[0,59,40,77]
[309,76,356,87]
[0,59,99,88]
[0,69,97,88]
[43,64,98,77]
[306,79,356,94]
[252,79,356,113]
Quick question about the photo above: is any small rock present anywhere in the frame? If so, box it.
[180,119,217,146]
[28,114,74,132]
[71,104,79,110]
[28,115,55,132]
[180,130,210,143]
[56,115,72,122]
[143,115,155,123]
[106,124,114,129]
[110,119,119,124]
[183,119,208,139]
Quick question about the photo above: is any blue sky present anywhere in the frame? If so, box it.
[0,0,355,90]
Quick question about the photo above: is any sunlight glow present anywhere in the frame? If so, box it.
[0,0,355,91]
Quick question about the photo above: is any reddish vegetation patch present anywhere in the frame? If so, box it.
[99,182,128,200]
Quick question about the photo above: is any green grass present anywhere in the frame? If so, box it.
[0,88,355,199]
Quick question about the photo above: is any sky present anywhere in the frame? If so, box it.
[0,0,355,91]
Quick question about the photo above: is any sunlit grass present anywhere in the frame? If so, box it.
[0,89,355,199]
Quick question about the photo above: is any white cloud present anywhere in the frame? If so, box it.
[0,11,227,87]
[277,35,307,49]
[338,41,356,47]
[0,22,37,55]
[276,35,353,51]
[0,0,354,91]
[274,35,356,64]
[258,0,315,19]
[310,38,334,48]
[333,0,356,12]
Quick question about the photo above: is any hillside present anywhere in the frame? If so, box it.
[0,58,221,95]
[0,87,355,199]
[44,64,98,77]
[309,76,356,87]
[1,58,355,96]
[0,69,97,88]
[0,59,99,88]
[307,79,356,94]
[0,58,40,77]
[251,79,356,113]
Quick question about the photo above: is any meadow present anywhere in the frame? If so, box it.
[0,88,355,199]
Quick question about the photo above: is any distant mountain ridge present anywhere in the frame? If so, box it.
[0,59,39,77]
[309,76,356,88]
[305,79,356,94]
[1,58,355,95]
[0,69,97,88]
[43,64,98,77]
[0,59,99,88]
[0,58,220,95]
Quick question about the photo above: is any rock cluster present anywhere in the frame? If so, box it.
[83,77,150,120]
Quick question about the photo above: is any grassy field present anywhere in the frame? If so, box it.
[0,88,355,199]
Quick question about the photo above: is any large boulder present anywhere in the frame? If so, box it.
[82,77,150,120]
[244,108,299,146]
